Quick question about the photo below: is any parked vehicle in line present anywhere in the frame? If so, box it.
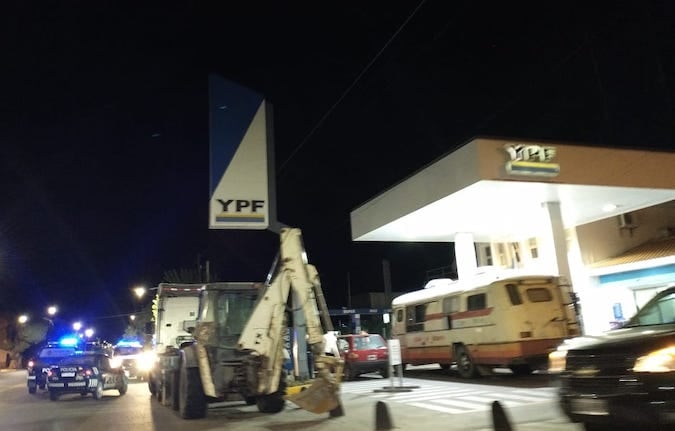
[26,337,80,394]
[337,333,389,380]
[112,339,153,380]
[549,286,675,431]
[47,351,128,401]
[391,270,580,378]
[148,228,344,420]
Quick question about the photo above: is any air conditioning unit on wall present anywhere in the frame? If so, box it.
[617,212,637,229]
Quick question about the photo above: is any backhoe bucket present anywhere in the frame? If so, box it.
[285,376,340,414]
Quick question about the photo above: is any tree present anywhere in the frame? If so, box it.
[0,313,50,368]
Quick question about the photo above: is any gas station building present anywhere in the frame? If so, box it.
[350,137,675,335]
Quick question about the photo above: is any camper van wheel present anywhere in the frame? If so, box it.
[455,345,477,378]
[510,364,532,376]
[582,423,615,431]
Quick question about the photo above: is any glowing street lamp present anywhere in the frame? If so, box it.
[84,328,94,338]
[18,314,28,324]
[73,321,82,332]
[130,314,136,321]
[47,305,58,316]
[133,286,146,300]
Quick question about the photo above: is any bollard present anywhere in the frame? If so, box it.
[375,400,394,431]
[491,400,514,431]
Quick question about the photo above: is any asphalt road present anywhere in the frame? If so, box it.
[0,367,583,431]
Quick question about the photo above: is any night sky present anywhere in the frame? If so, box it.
[2,1,674,339]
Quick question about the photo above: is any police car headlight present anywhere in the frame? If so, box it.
[110,357,123,369]
[548,349,568,374]
[633,346,675,373]
[138,352,157,371]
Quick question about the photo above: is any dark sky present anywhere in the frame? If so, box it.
[2,1,674,339]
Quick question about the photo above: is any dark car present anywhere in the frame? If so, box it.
[337,333,389,380]
[27,339,80,394]
[550,286,675,431]
[47,351,128,401]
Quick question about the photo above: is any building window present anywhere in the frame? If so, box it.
[484,246,493,266]
[528,238,539,259]
[511,242,522,265]
[497,244,507,266]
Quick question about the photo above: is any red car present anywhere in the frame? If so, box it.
[337,333,390,380]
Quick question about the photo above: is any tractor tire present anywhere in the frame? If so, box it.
[148,377,157,396]
[178,360,207,419]
[256,375,286,414]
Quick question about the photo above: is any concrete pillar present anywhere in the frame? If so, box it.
[540,202,584,333]
[540,202,572,282]
[455,232,478,280]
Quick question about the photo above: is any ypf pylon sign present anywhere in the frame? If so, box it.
[208,74,278,231]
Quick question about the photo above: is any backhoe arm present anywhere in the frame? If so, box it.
[237,227,343,414]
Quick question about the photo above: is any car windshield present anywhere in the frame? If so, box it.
[57,355,98,366]
[353,336,386,350]
[114,346,143,356]
[624,290,675,327]
[38,348,77,359]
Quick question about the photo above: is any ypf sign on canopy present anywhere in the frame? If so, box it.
[208,74,278,230]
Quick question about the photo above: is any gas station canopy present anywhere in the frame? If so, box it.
[351,137,675,243]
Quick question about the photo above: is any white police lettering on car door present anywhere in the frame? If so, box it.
[99,357,117,388]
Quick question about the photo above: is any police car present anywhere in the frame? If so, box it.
[46,351,128,401]
[27,337,80,394]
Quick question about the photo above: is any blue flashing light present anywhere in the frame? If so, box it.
[59,336,79,347]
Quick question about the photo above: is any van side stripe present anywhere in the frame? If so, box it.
[425,307,493,321]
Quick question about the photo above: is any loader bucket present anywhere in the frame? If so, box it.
[285,377,340,414]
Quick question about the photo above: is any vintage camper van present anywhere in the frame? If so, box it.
[391,270,579,378]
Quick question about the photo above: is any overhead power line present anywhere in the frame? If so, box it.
[278,0,429,177]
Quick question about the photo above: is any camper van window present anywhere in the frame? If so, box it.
[405,304,426,332]
[467,293,486,311]
[443,296,460,314]
[506,284,523,305]
[525,288,553,303]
